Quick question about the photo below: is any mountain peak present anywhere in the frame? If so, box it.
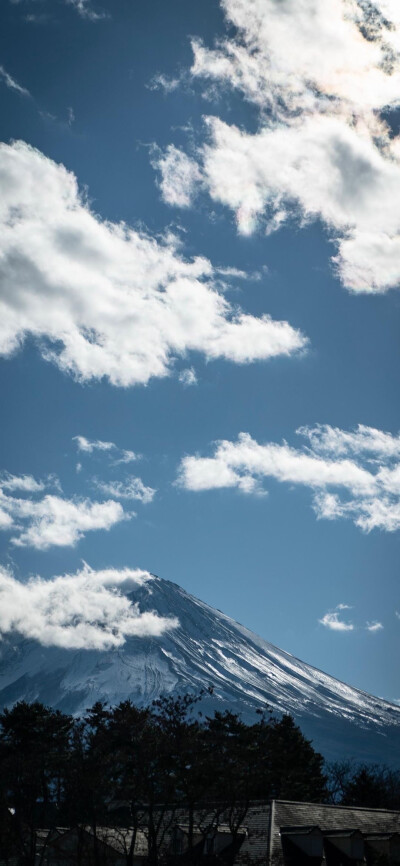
[0,574,399,763]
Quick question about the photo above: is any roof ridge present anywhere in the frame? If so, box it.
[273,799,400,815]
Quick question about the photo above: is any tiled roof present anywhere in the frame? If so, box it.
[45,825,148,858]
[271,800,400,863]
[85,825,148,856]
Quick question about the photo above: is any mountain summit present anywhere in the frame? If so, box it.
[0,574,398,763]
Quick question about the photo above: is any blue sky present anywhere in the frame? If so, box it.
[0,0,400,700]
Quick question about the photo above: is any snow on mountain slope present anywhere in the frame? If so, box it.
[0,574,399,763]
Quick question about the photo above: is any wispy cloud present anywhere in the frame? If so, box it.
[177,424,400,532]
[179,367,198,386]
[319,606,384,633]
[313,491,400,533]
[156,0,400,293]
[0,142,307,387]
[299,424,400,460]
[0,472,46,493]
[10,496,128,550]
[0,510,13,530]
[215,265,267,282]
[23,13,50,24]
[152,145,203,209]
[319,609,354,632]
[147,73,181,94]
[0,64,30,97]
[73,435,116,455]
[73,435,139,465]
[65,0,107,20]
[10,0,106,23]
[366,621,384,632]
[0,471,129,550]
[0,565,179,649]
[93,476,156,504]
[113,450,138,466]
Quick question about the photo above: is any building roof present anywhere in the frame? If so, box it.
[270,800,400,863]
[44,825,148,859]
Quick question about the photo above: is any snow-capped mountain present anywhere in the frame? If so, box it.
[0,574,399,763]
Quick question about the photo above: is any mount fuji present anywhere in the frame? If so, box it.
[0,574,399,764]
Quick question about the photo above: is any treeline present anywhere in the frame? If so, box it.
[0,694,399,863]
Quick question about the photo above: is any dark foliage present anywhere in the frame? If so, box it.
[326,760,400,809]
[1,696,398,863]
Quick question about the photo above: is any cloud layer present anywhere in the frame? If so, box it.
[177,424,400,532]
[156,0,400,293]
[0,565,179,649]
[0,141,306,386]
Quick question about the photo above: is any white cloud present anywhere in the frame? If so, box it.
[298,424,400,459]
[320,605,384,634]
[11,496,127,550]
[73,435,139,465]
[179,367,198,386]
[198,115,400,291]
[313,491,400,532]
[0,565,179,649]
[0,65,30,98]
[112,449,139,466]
[93,476,156,504]
[0,509,13,530]
[157,0,400,293]
[190,0,400,115]
[154,145,203,208]
[0,141,307,385]
[10,0,102,23]
[0,472,46,493]
[319,609,354,632]
[366,621,384,632]
[2,493,127,550]
[321,603,383,633]
[319,609,383,633]
[65,0,106,21]
[147,73,181,94]
[0,468,130,549]
[216,265,267,281]
[178,432,377,494]
[177,424,400,532]
[73,435,116,454]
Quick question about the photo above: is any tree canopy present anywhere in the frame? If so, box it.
[0,695,398,864]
